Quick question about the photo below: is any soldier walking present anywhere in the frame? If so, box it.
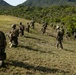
[30,17,35,29]
[56,26,63,49]
[9,24,19,48]
[60,26,65,41]
[19,22,25,36]
[41,22,47,34]
[26,22,30,33]
[66,30,70,40]
[0,31,7,67]
[73,31,76,40]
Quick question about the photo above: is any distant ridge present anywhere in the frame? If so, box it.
[0,0,11,6]
[21,0,76,7]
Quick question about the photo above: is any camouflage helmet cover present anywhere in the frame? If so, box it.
[12,24,16,28]
[56,25,60,29]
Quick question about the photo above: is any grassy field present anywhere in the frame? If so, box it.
[0,15,76,75]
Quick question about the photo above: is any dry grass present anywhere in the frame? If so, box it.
[0,15,76,75]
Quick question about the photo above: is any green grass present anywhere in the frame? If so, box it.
[0,15,76,75]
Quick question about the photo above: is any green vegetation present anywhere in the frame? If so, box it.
[21,0,76,7]
[0,1,76,75]
[0,15,76,75]
[0,5,76,35]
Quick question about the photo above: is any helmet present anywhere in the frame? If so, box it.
[20,22,22,25]
[56,25,60,29]
[27,22,29,24]
[12,24,16,28]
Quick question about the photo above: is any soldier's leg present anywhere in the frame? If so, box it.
[60,41,63,49]
[19,32,22,36]
[0,47,6,67]
[41,28,43,34]
[32,24,34,29]
[43,29,45,34]
[9,37,13,48]
[56,40,59,48]
[28,28,30,32]
[44,28,47,33]
[31,24,33,28]
[33,24,34,29]
[0,47,6,59]
[22,31,24,36]
[43,28,45,34]
[1,52,6,67]
[14,37,18,47]
[28,28,29,32]
[26,28,28,32]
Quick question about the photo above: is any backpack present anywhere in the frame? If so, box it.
[11,29,19,37]
[20,25,24,31]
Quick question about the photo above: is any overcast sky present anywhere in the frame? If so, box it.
[4,0,26,6]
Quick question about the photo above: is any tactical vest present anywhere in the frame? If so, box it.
[19,25,24,31]
[57,30,63,41]
[10,29,19,37]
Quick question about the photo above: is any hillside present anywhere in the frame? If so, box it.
[0,15,76,75]
[0,5,76,34]
[21,0,76,7]
[0,0,11,6]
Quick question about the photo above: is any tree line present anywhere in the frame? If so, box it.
[0,5,76,35]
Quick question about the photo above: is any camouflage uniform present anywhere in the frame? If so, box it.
[56,28,63,49]
[30,18,35,29]
[60,26,65,41]
[41,22,47,34]
[73,31,76,39]
[9,24,19,47]
[26,22,30,33]
[19,22,25,36]
[0,31,7,67]
[66,31,70,40]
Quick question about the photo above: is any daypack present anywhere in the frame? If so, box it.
[10,29,19,37]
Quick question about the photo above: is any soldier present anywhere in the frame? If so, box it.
[41,22,47,34]
[0,31,7,67]
[73,31,76,40]
[56,25,60,32]
[56,26,63,49]
[66,30,70,40]
[26,22,30,33]
[44,22,48,34]
[41,22,45,34]
[60,26,65,41]
[9,24,19,48]
[30,17,35,29]
[19,22,25,36]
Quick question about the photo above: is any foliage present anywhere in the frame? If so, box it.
[0,1,76,75]
[21,0,76,7]
[0,15,76,75]
[0,5,76,34]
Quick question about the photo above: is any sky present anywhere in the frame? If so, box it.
[4,0,26,6]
